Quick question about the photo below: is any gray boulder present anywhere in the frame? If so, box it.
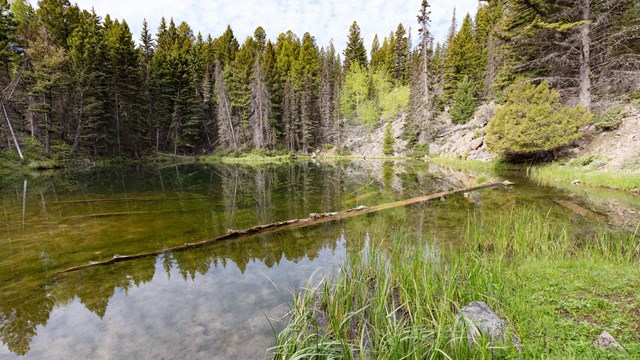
[460,301,522,351]
[593,331,625,352]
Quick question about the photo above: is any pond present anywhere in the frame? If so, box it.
[0,160,637,359]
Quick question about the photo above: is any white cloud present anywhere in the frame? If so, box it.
[32,0,478,52]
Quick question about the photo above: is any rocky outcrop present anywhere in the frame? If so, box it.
[577,104,640,172]
[329,115,408,158]
[429,103,499,162]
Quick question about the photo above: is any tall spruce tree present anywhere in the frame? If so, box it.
[249,55,272,149]
[343,21,367,71]
[443,13,482,102]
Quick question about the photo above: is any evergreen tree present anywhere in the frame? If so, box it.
[0,0,18,81]
[449,76,478,124]
[25,34,66,152]
[382,120,394,155]
[213,25,239,66]
[343,21,367,71]
[392,23,409,84]
[443,13,482,102]
[35,0,80,48]
[103,19,142,156]
[214,60,237,152]
[486,81,592,160]
[249,55,272,149]
[67,10,106,153]
[369,35,383,71]
[504,0,640,108]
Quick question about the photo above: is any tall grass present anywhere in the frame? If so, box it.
[529,165,640,192]
[272,211,640,359]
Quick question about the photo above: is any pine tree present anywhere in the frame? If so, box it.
[25,34,66,152]
[369,35,383,71]
[214,60,237,152]
[417,0,432,106]
[213,25,239,66]
[392,23,409,84]
[249,55,272,149]
[343,21,367,71]
[504,0,640,109]
[228,36,257,147]
[282,79,297,151]
[103,19,142,156]
[450,76,478,124]
[382,120,394,155]
[319,43,338,145]
[67,10,106,153]
[443,13,482,102]
[0,0,18,82]
[35,0,80,48]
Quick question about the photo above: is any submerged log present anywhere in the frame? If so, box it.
[53,181,508,275]
[553,199,602,220]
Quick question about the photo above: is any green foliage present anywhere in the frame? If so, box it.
[529,164,640,192]
[408,143,429,158]
[567,154,609,169]
[382,120,394,155]
[593,105,627,131]
[343,21,367,71]
[340,64,408,129]
[379,85,409,121]
[356,99,379,129]
[443,13,483,102]
[274,213,640,358]
[450,76,478,124]
[486,82,592,159]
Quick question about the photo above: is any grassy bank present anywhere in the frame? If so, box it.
[272,211,639,358]
[529,165,640,192]
[198,153,308,165]
[428,156,521,172]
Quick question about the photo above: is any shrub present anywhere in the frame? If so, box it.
[592,105,627,131]
[485,82,592,161]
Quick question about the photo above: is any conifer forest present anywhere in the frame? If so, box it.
[0,0,637,160]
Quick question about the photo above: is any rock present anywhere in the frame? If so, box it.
[593,331,625,352]
[429,143,441,155]
[470,137,484,151]
[460,301,522,351]
[571,179,581,185]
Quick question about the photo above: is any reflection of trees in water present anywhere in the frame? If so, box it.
[0,161,465,357]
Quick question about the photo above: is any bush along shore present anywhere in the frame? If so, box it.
[272,211,639,359]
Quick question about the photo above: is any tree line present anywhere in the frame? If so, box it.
[0,0,638,159]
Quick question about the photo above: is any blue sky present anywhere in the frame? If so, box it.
[32,0,479,52]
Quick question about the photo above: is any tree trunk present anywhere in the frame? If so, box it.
[1,96,23,160]
[115,93,122,155]
[579,0,591,109]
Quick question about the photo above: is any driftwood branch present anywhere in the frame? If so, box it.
[54,181,509,275]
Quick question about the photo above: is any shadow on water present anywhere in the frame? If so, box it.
[0,160,637,358]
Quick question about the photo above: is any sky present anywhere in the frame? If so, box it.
[31,0,480,52]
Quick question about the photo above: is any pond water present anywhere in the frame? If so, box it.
[0,160,638,359]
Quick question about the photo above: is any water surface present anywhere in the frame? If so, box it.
[0,160,636,359]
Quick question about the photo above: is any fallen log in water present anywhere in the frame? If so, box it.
[53,181,509,275]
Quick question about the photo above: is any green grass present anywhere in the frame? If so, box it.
[529,165,640,192]
[272,211,639,359]
[428,156,521,172]
[199,152,307,165]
